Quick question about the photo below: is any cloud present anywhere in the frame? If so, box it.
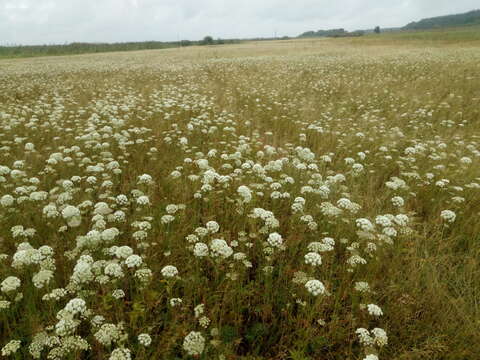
[0,0,478,45]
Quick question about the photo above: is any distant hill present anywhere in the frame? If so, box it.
[298,9,480,38]
[404,9,480,30]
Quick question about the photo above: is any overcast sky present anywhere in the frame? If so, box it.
[1,0,479,45]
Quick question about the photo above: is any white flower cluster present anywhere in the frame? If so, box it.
[356,327,388,347]
[210,239,233,258]
[137,333,152,347]
[94,323,124,347]
[304,252,322,267]
[161,265,179,278]
[182,331,205,356]
[1,276,21,293]
[237,185,252,203]
[267,232,283,248]
[305,279,326,296]
[62,205,82,227]
[1,340,21,356]
[367,303,383,317]
[440,210,456,223]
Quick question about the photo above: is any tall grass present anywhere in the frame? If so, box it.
[0,37,478,359]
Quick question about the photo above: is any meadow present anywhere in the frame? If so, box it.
[0,35,479,359]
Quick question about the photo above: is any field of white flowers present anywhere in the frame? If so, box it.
[0,39,479,360]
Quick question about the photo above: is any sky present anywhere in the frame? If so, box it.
[0,0,479,45]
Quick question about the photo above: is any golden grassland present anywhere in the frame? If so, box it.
[0,35,479,359]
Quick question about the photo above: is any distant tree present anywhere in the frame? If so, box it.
[202,36,214,45]
[374,26,381,34]
[299,31,317,38]
[180,40,192,47]
[216,38,225,45]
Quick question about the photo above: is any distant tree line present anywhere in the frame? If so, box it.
[0,37,241,59]
[298,28,365,38]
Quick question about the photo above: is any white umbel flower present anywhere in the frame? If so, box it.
[62,205,80,219]
[367,304,383,317]
[1,276,21,293]
[161,265,179,278]
[183,331,205,356]
[440,210,456,223]
[1,340,21,356]
[138,333,152,347]
[206,221,220,233]
[210,239,233,258]
[125,255,142,268]
[305,279,325,296]
[356,328,373,346]
[0,195,14,207]
[65,298,87,315]
[372,328,388,347]
[267,232,283,247]
[304,252,322,266]
[237,185,252,203]
[193,243,209,257]
[109,348,131,360]
[356,218,374,232]
[136,196,150,205]
[104,263,124,278]
[391,196,404,207]
[62,205,82,227]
